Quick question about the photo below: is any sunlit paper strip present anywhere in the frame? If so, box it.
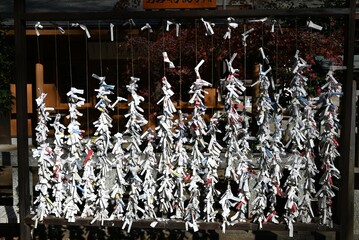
[194,59,205,79]
[248,17,268,23]
[225,52,237,73]
[259,47,269,64]
[110,23,114,42]
[251,64,271,87]
[141,23,153,33]
[307,20,323,31]
[50,22,65,34]
[166,20,181,37]
[123,18,136,27]
[71,23,91,38]
[271,19,283,34]
[223,17,238,40]
[241,28,254,47]
[35,22,43,36]
[201,18,215,36]
[163,52,175,68]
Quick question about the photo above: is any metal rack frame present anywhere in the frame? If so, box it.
[14,0,356,239]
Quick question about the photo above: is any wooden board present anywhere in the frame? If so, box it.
[144,0,216,9]
[24,215,341,232]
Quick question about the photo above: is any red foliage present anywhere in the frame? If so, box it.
[120,17,344,103]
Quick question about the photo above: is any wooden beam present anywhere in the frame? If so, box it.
[24,216,341,232]
[14,0,31,239]
[144,0,216,9]
[339,0,356,240]
[23,8,350,21]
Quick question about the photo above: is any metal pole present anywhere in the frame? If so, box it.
[14,0,31,239]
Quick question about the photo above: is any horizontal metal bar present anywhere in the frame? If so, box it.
[22,8,350,21]
[25,215,340,232]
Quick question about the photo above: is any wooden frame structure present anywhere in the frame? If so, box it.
[14,0,356,239]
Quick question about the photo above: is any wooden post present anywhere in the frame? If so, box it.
[338,1,356,239]
[204,88,217,108]
[0,111,11,144]
[14,0,31,239]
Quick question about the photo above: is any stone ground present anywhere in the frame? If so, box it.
[0,225,341,240]
[355,190,359,236]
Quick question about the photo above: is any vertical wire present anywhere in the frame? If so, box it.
[67,22,74,160]
[35,23,41,98]
[130,23,134,77]
[310,28,313,56]
[275,25,279,93]
[179,24,182,111]
[261,21,265,102]
[243,20,249,215]
[98,21,103,76]
[228,31,231,58]
[147,29,151,126]
[116,25,120,132]
[36,35,40,63]
[329,17,332,37]
[163,21,166,77]
[67,22,73,87]
[261,21,264,48]
[243,22,247,82]
[243,21,247,117]
[227,20,232,109]
[295,18,298,51]
[261,18,265,99]
[195,20,198,65]
[309,25,313,89]
[211,34,214,115]
[85,31,90,138]
[54,27,59,113]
